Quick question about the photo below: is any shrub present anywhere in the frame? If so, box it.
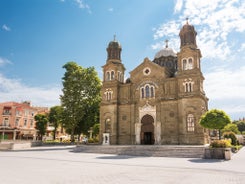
[223,131,238,145]
[88,138,94,143]
[210,140,231,148]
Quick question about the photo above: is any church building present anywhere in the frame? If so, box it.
[100,20,209,145]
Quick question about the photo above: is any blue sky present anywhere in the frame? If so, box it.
[0,0,244,120]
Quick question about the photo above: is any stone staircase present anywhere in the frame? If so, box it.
[74,145,206,158]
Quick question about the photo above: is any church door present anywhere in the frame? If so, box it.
[141,114,154,145]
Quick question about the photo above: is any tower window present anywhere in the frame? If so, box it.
[111,71,114,79]
[183,79,194,92]
[188,58,193,69]
[183,59,187,70]
[182,57,194,70]
[105,70,116,81]
[106,72,110,81]
[104,89,113,101]
[187,114,195,132]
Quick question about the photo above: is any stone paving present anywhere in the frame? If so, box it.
[0,145,245,184]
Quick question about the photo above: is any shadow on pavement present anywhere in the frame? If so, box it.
[96,155,141,160]
[188,158,225,163]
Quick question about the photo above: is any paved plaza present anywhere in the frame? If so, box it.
[0,146,245,184]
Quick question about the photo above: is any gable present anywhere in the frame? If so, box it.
[129,57,170,83]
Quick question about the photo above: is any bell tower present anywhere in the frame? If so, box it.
[177,18,202,73]
[102,36,125,83]
[100,36,125,145]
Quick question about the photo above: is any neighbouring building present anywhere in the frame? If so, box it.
[0,101,49,140]
[100,20,209,145]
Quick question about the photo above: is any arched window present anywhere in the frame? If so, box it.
[150,86,154,97]
[183,59,187,70]
[104,89,113,101]
[106,72,110,81]
[111,71,114,80]
[145,85,150,97]
[187,114,195,132]
[188,58,193,69]
[141,88,145,98]
[141,84,155,99]
[183,79,194,92]
[183,58,194,70]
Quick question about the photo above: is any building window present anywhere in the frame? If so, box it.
[187,114,195,132]
[106,70,116,81]
[104,89,113,101]
[111,71,114,79]
[183,59,187,70]
[30,120,34,128]
[188,58,193,69]
[117,71,123,82]
[141,84,155,98]
[182,57,194,70]
[183,79,194,92]
[3,118,9,126]
[24,119,27,127]
[15,118,20,127]
[106,72,110,81]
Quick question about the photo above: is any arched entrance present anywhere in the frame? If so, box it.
[141,114,154,145]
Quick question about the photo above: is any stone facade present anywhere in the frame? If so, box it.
[100,21,209,145]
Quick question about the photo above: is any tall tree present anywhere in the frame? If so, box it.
[48,106,64,140]
[199,109,231,139]
[60,62,101,142]
[34,114,48,141]
[234,121,245,134]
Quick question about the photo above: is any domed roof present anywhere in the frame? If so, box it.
[108,40,121,48]
[179,18,197,48]
[107,35,121,49]
[154,40,176,58]
[154,47,177,58]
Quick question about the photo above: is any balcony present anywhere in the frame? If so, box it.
[2,112,11,116]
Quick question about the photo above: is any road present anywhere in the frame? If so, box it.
[0,146,245,184]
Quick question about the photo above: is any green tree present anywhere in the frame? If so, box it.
[234,121,245,134]
[48,106,64,140]
[199,109,231,139]
[60,62,101,142]
[34,114,48,141]
[222,123,239,134]
[92,123,100,137]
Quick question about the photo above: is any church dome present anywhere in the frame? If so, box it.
[107,38,121,49]
[106,35,122,61]
[154,47,177,59]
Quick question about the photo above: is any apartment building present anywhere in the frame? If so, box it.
[0,101,49,140]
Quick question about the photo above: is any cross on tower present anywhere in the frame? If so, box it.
[165,39,169,48]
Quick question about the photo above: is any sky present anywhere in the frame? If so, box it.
[0,0,244,120]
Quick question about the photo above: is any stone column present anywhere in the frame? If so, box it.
[135,123,141,144]
[155,121,161,145]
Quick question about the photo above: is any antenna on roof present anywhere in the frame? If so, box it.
[113,34,116,41]
[186,17,189,24]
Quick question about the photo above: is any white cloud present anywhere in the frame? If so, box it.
[0,57,12,66]
[0,74,61,107]
[204,66,245,119]
[74,0,91,13]
[108,8,114,12]
[2,24,11,31]
[174,0,183,13]
[152,0,245,61]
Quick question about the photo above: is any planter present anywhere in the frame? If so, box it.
[204,148,231,160]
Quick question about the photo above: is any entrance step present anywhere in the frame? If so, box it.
[74,145,206,158]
